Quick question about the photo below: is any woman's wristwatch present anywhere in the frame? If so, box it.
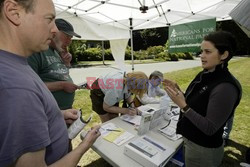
[181,105,191,114]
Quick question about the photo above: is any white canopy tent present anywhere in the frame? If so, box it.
[53,0,242,70]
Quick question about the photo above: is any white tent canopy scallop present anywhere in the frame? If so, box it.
[53,0,242,70]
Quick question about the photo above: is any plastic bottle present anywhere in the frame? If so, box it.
[68,110,92,139]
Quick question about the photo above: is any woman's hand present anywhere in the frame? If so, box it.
[162,79,181,91]
[165,85,187,109]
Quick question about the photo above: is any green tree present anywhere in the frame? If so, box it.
[68,40,86,64]
[131,27,168,50]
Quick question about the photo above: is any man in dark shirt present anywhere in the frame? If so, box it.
[28,18,80,110]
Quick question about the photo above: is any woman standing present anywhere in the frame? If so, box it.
[90,70,148,122]
[163,31,242,167]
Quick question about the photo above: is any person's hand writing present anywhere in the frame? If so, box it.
[135,108,142,115]
[62,81,80,93]
[165,86,186,109]
[61,109,79,125]
[126,108,137,116]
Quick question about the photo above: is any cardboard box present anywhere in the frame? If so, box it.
[124,136,175,167]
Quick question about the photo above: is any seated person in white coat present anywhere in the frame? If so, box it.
[135,71,168,106]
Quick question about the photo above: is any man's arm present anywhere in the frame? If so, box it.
[45,82,79,93]
[29,55,80,93]
[14,126,100,167]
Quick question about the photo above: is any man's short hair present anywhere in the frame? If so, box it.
[0,0,36,13]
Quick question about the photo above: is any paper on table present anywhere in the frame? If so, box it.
[120,114,141,125]
[113,131,134,146]
[101,123,134,146]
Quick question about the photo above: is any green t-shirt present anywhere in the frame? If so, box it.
[28,47,74,110]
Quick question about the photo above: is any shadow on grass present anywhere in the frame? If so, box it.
[221,139,249,167]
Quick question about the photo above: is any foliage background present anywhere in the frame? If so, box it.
[69,20,250,65]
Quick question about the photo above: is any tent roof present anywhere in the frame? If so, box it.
[230,0,250,37]
[230,0,250,30]
[53,0,242,40]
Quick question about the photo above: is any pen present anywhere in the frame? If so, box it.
[106,129,121,132]
[129,107,141,116]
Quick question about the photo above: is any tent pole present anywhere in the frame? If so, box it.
[129,17,134,71]
[102,40,106,65]
[130,29,134,71]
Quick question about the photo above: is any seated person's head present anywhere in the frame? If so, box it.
[149,71,163,87]
[126,71,148,98]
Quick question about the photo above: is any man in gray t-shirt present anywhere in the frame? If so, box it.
[0,50,69,166]
[0,0,100,166]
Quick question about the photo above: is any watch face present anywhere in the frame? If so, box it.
[182,106,190,113]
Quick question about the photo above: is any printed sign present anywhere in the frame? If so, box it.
[169,18,216,53]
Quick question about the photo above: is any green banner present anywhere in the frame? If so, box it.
[168,18,216,53]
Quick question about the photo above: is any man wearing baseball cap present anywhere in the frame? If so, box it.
[55,18,81,38]
[28,18,82,151]
[134,70,169,106]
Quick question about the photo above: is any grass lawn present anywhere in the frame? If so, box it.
[72,57,250,167]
